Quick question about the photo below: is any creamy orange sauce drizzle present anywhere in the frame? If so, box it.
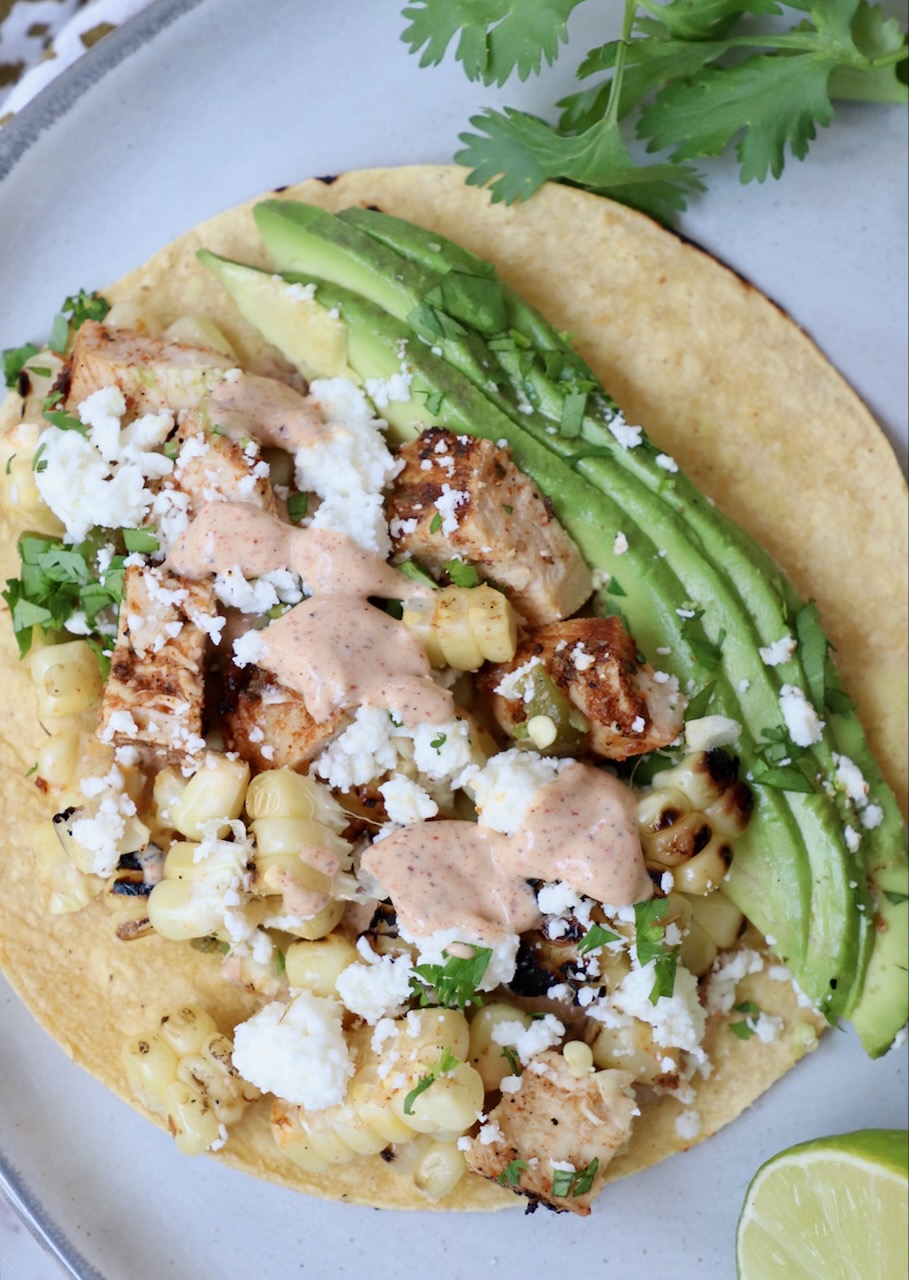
[209,374,324,451]
[363,763,652,945]
[166,502,450,724]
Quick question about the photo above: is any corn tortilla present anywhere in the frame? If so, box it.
[0,166,904,1211]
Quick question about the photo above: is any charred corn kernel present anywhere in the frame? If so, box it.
[679,918,718,977]
[163,314,236,357]
[468,1003,532,1091]
[672,834,732,894]
[288,898,345,941]
[52,802,151,878]
[637,786,691,838]
[412,1140,468,1200]
[123,1006,258,1155]
[642,810,712,869]
[404,584,519,671]
[30,818,104,913]
[169,754,249,839]
[104,300,161,334]
[686,890,744,949]
[35,730,81,790]
[562,1040,594,1077]
[30,640,103,717]
[251,816,349,860]
[284,934,359,995]
[391,1061,485,1136]
[651,750,753,835]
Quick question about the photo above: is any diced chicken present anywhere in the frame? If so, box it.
[98,566,216,762]
[171,409,278,516]
[386,429,592,627]
[479,617,685,760]
[66,321,232,416]
[465,1052,637,1215]
[221,663,348,773]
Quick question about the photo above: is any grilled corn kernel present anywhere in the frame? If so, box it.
[412,1140,468,1200]
[169,754,249,839]
[31,818,104,913]
[468,1003,532,1091]
[284,934,359,996]
[403,584,519,670]
[391,1061,485,1136]
[35,729,81,790]
[30,640,103,718]
[686,890,744,949]
[562,1040,594,1078]
[122,1005,259,1155]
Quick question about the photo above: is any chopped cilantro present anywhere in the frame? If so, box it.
[578,923,620,954]
[502,504,513,514]
[397,559,439,590]
[411,945,492,1009]
[500,1045,520,1075]
[24,762,38,778]
[730,1000,762,1039]
[403,1046,462,1115]
[422,270,507,335]
[423,390,446,415]
[729,1018,757,1040]
[558,388,587,438]
[552,1157,599,1198]
[287,492,309,523]
[48,289,110,355]
[430,512,443,534]
[26,366,52,379]
[4,454,15,475]
[633,898,678,1003]
[31,443,47,473]
[163,439,180,461]
[430,732,447,753]
[444,558,481,588]
[497,1158,528,1187]
[41,389,86,435]
[2,342,39,389]
[884,890,909,907]
[605,578,627,597]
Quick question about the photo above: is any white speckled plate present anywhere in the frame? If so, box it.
[0,2,906,1277]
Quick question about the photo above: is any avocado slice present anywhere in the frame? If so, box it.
[201,209,907,1049]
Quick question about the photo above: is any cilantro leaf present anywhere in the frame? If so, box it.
[401,0,585,86]
[122,527,159,554]
[429,512,443,533]
[634,898,678,1002]
[287,492,309,523]
[444,558,481,588]
[403,1046,462,1115]
[729,1017,757,1039]
[397,559,440,590]
[884,890,909,906]
[49,289,110,354]
[497,1157,527,1186]
[552,1157,599,1197]
[3,343,39,390]
[830,2,909,103]
[411,945,492,1009]
[457,105,704,220]
[637,0,784,41]
[578,923,621,954]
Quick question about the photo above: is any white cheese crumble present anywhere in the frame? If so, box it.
[779,684,825,748]
[334,951,415,1024]
[759,634,796,666]
[313,706,476,793]
[491,1014,564,1064]
[654,453,679,473]
[433,484,469,535]
[232,629,265,669]
[703,948,765,1016]
[378,774,439,825]
[399,926,520,992]
[231,993,353,1109]
[467,748,570,836]
[831,754,869,806]
[613,531,629,556]
[494,655,543,702]
[607,413,643,449]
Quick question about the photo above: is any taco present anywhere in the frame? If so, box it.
[0,165,905,1215]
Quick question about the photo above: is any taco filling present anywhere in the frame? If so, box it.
[0,170,905,1216]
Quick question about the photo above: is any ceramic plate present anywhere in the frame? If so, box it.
[0,1,906,1276]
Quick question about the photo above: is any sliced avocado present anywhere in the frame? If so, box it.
[196,249,356,382]
[219,205,906,1047]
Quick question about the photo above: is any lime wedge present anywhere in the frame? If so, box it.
[736,1129,908,1279]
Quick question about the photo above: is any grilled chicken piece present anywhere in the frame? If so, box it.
[386,429,592,627]
[221,662,349,773]
[66,321,232,416]
[171,409,278,516]
[98,566,216,761]
[480,617,685,760]
[465,1051,637,1215]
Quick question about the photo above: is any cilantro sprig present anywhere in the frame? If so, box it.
[48,289,110,355]
[497,1157,528,1186]
[634,898,679,1003]
[411,944,492,1009]
[401,0,908,220]
[552,1157,599,1198]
